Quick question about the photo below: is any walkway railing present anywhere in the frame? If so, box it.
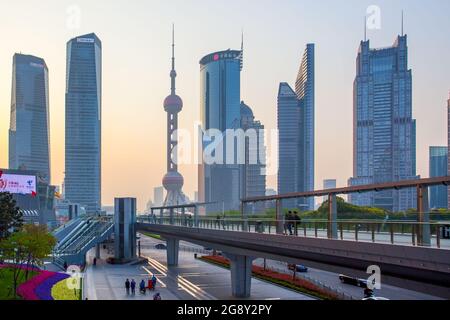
[137,216,450,249]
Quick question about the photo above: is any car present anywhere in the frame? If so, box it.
[288,264,308,273]
[339,274,368,288]
[155,244,167,250]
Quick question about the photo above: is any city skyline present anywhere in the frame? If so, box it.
[0,0,449,211]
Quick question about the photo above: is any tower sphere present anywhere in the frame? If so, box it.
[164,94,183,113]
[162,171,184,191]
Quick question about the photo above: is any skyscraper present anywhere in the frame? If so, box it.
[277,44,315,211]
[9,54,51,184]
[429,146,448,209]
[295,44,315,211]
[198,48,242,212]
[240,101,266,202]
[323,179,337,203]
[447,93,450,209]
[162,26,187,207]
[65,33,102,213]
[349,34,417,212]
[153,186,164,207]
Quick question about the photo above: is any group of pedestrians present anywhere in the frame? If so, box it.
[125,275,160,299]
[285,211,302,236]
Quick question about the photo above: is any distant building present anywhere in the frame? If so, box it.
[429,147,448,209]
[198,49,243,212]
[0,168,56,227]
[9,54,51,184]
[349,34,417,212]
[240,101,266,200]
[323,179,337,202]
[65,33,102,214]
[277,44,315,211]
[153,186,164,207]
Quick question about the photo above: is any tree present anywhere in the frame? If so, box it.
[0,225,56,298]
[0,192,23,240]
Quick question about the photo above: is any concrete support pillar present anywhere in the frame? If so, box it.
[276,199,284,235]
[95,243,101,259]
[327,194,338,239]
[417,185,431,247]
[114,198,137,261]
[160,208,163,224]
[225,253,254,298]
[166,238,179,267]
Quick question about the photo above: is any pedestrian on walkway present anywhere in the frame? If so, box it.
[293,211,301,236]
[139,279,146,294]
[130,279,136,295]
[151,274,157,291]
[153,292,161,300]
[125,279,130,295]
[63,261,68,271]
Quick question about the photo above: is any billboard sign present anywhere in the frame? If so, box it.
[0,174,36,195]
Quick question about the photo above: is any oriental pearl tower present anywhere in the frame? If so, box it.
[162,26,188,206]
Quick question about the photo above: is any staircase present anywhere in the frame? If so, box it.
[52,216,114,267]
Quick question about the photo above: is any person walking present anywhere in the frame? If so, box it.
[151,274,157,291]
[139,279,146,294]
[153,292,162,300]
[130,279,136,295]
[293,212,301,236]
[286,211,294,235]
[125,279,130,295]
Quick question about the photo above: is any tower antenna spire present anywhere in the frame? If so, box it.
[401,10,404,36]
[240,28,244,71]
[170,23,176,95]
[364,15,367,41]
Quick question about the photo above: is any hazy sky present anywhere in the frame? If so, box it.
[0,0,449,211]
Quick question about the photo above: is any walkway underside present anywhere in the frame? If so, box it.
[137,223,450,298]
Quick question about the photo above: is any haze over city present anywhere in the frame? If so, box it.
[1,0,449,211]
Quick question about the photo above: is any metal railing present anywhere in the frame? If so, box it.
[137,216,450,249]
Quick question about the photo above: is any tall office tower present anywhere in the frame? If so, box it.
[240,101,266,202]
[153,186,164,207]
[429,147,448,209]
[277,82,300,209]
[448,93,450,209]
[295,44,315,211]
[323,179,337,202]
[65,33,102,213]
[349,34,417,212]
[199,48,243,212]
[277,44,315,211]
[9,54,51,184]
[162,27,188,207]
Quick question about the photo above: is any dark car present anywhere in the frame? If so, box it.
[288,264,308,273]
[339,274,368,288]
[155,244,167,250]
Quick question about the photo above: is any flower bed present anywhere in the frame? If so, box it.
[199,255,339,300]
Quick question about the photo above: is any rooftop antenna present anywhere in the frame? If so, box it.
[401,10,404,36]
[364,15,367,41]
[170,23,176,95]
[240,28,244,71]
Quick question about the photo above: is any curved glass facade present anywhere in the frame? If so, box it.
[9,54,51,184]
[65,33,102,213]
[199,50,242,212]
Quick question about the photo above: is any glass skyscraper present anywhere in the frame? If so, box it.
[277,44,315,211]
[429,146,448,209]
[349,35,418,212]
[9,54,51,184]
[448,94,450,209]
[198,49,242,212]
[65,33,102,213]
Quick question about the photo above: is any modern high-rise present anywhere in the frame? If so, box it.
[153,186,164,207]
[323,179,337,202]
[240,101,266,202]
[198,49,243,212]
[429,147,448,209]
[447,93,450,209]
[9,54,51,184]
[277,44,315,211]
[65,33,102,213]
[349,34,418,212]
